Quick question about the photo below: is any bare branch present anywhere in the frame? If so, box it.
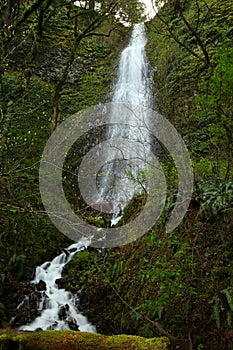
[156,11,203,62]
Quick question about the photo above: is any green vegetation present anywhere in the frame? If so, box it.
[63,0,233,348]
[0,0,129,316]
[147,0,233,179]
[1,0,233,349]
[0,331,169,350]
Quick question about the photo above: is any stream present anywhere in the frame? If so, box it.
[17,22,153,332]
[18,238,95,332]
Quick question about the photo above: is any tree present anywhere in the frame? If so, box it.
[49,0,145,131]
[0,0,145,139]
[0,0,145,315]
[196,47,233,177]
[151,0,211,67]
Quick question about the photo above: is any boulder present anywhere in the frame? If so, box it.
[55,278,67,288]
[66,317,79,331]
[58,304,69,320]
[35,280,46,291]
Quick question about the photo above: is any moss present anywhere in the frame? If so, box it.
[72,250,91,267]
[86,216,105,227]
[0,333,13,350]
[103,335,170,350]
[0,331,169,350]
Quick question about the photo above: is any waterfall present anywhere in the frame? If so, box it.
[18,238,96,332]
[112,23,152,106]
[17,23,153,331]
[98,23,153,220]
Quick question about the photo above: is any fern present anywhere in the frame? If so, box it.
[209,296,221,329]
[0,301,4,313]
[210,289,233,330]
[110,260,124,280]
[227,310,232,328]
[196,180,233,216]
[213,304,221,329]
[221,288,233,312]
[0,273,5,296]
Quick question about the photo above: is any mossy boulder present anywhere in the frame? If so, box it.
[0,331,169,350]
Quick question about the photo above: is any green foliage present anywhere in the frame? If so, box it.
[147,0,233,181]
[0,274,5,297]
[0,73,69,306]
[65,250,100,289]
[209,296,221,329]
[109,260,125,280]
[221,289,233,313]
[196,179,233,216]
[0,303,4,315]
[197,345,204,350]
[195,47,233,166]
[210,288,233,331]
[0,0,128,320]
[133,300,164,322]
[0,1,233,349]
[8,253,26,280]
[62,1,233,349]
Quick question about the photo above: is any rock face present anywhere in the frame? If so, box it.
[0,330,170,350]
[2,281,43,329]
[55,277,67,288]
[35,280,46,291]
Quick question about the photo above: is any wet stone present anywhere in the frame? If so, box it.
[35,280,46,291]
[58,304,69,320]
[55,277,67,288]
[66,316,79,331]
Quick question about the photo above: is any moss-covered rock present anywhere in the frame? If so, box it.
[0,331,169,350]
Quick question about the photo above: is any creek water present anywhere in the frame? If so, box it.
[19,23,153,331]
[19,238,95,332]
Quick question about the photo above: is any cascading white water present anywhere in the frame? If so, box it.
[112,23,152,106]
[98,23,153,220]
[19,238,96,332]
[18,23,153,330]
